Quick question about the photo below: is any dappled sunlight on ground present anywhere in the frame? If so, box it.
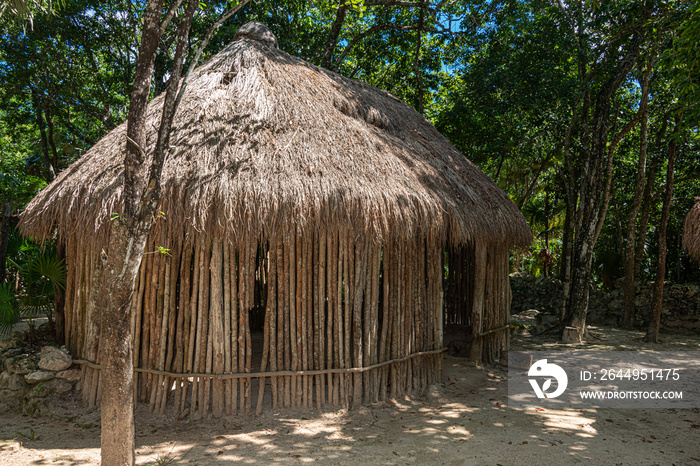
[1,331,699,464]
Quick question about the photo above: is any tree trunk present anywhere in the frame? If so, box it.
[99,222,148,466]
[321,3,348,69]
[0,201,11,284]
[34,99,56,181]
[645,125,677,343]
[622,65,651,327]
[563,32,643,342]
[54,240,66,345]
[635,137,663,278]
[413,2,425,114]
[45,107,60,177]
[100,0,166,463]
[100,0,200,462]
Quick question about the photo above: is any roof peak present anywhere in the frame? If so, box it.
[233,21,278,49]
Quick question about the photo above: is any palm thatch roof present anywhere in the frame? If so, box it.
[20,22,531,248]
[684,198,700,261]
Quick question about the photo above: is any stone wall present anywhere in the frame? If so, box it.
[510,272,700,331]
[0,332,81,417]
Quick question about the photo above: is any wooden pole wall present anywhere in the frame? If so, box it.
[61,228,455,416]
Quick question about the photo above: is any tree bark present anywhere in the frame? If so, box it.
[563,32,643,343]
[321,3,348,69]
[54,240,66,344]
[622,63,651,327]
[34,98,56,181]
[99,222,147,466]
[413,1,425,114]
[645,122,678,343]
[0,201,11,284]
[100,0,198,463]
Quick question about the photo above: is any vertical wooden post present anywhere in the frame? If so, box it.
[210,241,225,417]
[469,240,487,363]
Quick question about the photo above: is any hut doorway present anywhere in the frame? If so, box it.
[442,242,511,363]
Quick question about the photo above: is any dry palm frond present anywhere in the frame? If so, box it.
[684,198,700,261]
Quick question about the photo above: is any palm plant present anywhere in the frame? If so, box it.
[0,282,18,336]
[6,249,66,343]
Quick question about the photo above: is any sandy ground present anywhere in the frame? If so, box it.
[1,326,699,465]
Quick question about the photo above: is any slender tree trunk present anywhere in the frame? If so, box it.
[645,125,677,343]
[559,109,579,320]
[0,201,11,284]
[563,32,643,343]
[622,65,651,327]
[45,107,60,177]
[54,240,66,345]
[34,99,56,181]
[99,222,147,466]
[100,0,168,463]
[413,1,425,114]
[321,3,348,69]
[634,161,657,277]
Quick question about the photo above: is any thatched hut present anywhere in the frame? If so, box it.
[20,22,530,417]
[684,198,700,261]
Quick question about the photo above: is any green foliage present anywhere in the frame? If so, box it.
[4,245,66,336]
[0,282,18,336]
[0,0,697,290]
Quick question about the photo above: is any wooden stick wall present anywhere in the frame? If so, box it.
[61,229,447,417]
[443,241,511,364]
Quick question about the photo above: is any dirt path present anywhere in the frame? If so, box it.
[1,327,699,465]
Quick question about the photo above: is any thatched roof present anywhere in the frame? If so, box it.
[20,22,531,248]
[684,198,700,261]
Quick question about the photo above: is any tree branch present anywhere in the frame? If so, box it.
[160,0,186,36]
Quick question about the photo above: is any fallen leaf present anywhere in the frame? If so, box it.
[292,454,301,458]
[650,435,656,439]
[216,436,224,439]
[522,441,528,444]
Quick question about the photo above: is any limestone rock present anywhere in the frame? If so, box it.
[38,346,72,372]
[0,371,26,391]
[31,378,72,398]
[23,397,49,417]
[56,368,81,383]
[24,370,55,384]
[608,299,623,311]
[0,337,21,350]
[5,354,37,375]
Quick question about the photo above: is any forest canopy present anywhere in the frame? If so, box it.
[1,0,699,298]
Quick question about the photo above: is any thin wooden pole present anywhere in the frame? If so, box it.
[173,239,192,416]
[256,241,275,415]
[210,241,225,417]
[183,239,200,415]
[352,237,367,406]
[223,241,232,415]
[230,240,239,414]
[270,238,279,410]
[317,231,327,407]
[469,241,486,363]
